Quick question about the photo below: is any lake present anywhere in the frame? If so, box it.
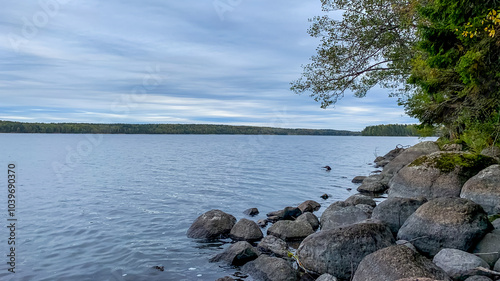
[0,134,433,280]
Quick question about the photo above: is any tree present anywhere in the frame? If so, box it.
[291,0,419,108]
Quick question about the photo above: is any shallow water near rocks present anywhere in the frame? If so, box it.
[0,134,433,280]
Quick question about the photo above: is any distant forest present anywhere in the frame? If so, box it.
[0,121,359,136]
[361,124,419,136]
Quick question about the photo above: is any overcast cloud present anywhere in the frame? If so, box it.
[0,0,417,131]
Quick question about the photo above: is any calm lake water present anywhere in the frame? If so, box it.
[0,134,433,281]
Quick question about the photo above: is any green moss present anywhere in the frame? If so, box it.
[410,153,496,175]
[489,214,500,223]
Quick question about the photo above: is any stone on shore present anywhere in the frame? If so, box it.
[296,212,320,231]
[257,235,288,257]
[464,277,494,281]
[210,241,259,266]
[352,245,451,281]
[472,229,500,267]
[297,200,321,213]
[432,248,489,280]
[297,222,395,279]
[267,220,314,241]
[397,198,492,256]
[229,218,264,242]
[242,255,299,281]
[375,146,406,168]
[372,197,427,235]
[352,176,367,184]
[495,258,500,272]
[320,203,373,230]
[344,194,377,208]
[461,164,500,215]
[243,208,259,216]
[382,141,440,177]
[357,174,390,194]
[187,209,237,239]
[316,273,338,281]
[388,152,496,199]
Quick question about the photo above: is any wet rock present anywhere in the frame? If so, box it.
[282,207,303,220]
[352,245,451,281]
[257,219,268,228]
[297,222,395,279]
[320,194,329,200]
[397,198,493,256]
[242,255,299,281]
[357,174,390,194]
[433,248,489,280]
[352,176,367,184]
[210,241,259,266]
[344,194,377,208]
[372,197,427,235]
[267,220,314,242]
[267,209,285,219]
[243,208,259,216]
[382,141,440,177]
[257,235,288,257]
[187,209,237,239]
[389,152,496,199]
[461,164,500,215]
[296,212,320,231]
[320,203,373,230]
[229,218,264,242]
[316,274,338,281]
[472,229,500,267]
[297,200,321,213]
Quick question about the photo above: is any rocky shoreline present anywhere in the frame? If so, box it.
[187,141,500,281]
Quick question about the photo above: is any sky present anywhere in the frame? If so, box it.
[0,0,418,131]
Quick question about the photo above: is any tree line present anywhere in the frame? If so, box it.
[0,121,360,136]
[361,124,419,136]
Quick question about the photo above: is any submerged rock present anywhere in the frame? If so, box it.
[397,198,492,256]
[297,222,395,279]
[352,245,451,281]
[187,209,237,239]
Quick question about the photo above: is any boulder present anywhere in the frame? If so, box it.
[316,274,338,281]
[243,208,259,216]
[495,258,500,272]
[432,248,489,280]
[229,218,264,242]
[464,276,494,281]
[344,194,377,208]
[397,198,493,256]
[267,220,314,241]
[382,141,440,177]
[352,245,451,281]
[442,143,463,151]
[352,176,367,184]
[242,255,299,281]
[257,219,268,228]
[282,207,302,220]
[372,197,427,235]
[297,222,395,279]
[186,209,237,239]
[357,174,390,194]
[461,165,500,214]
[296,212,320,231]
[493,218,500,229]
[472,229,500,267]
[320,203,373,230]
[389,152,496,199]
[210,241,259,266]
[297,200,321,213]
[257,235,288,257]
[375,146,406,168]
[481,146,500,161]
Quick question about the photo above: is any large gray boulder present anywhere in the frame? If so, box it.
[397,198,492,256]
[389,152,496,199]
[296,212,320,231]
[257,235,288,257]
[375,146,406,168]
[382,141,440,177]
[461,165,500,215]
[357,174,390,194]
[464,276,494,281]
[472,229,500,267]
[267,220,314,241]
[372,197,427,235]
[432,248,489,280]
[242,255,299,281]
[229,218,264,242]
[344,194,377,208]
[297,222,395,280]
[187,209,237,239]
[210,241,259,266]
[297,200,321,213]
[320,203,373,230]
[352,245,451,281]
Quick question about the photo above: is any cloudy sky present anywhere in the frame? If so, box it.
[1,0,417,131]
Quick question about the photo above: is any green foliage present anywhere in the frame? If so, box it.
[0,121,360,136]
[410,152,496,175]
[361,124,419,136]
[291,0,419,108]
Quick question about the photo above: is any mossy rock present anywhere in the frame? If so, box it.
[409,152,497,178]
